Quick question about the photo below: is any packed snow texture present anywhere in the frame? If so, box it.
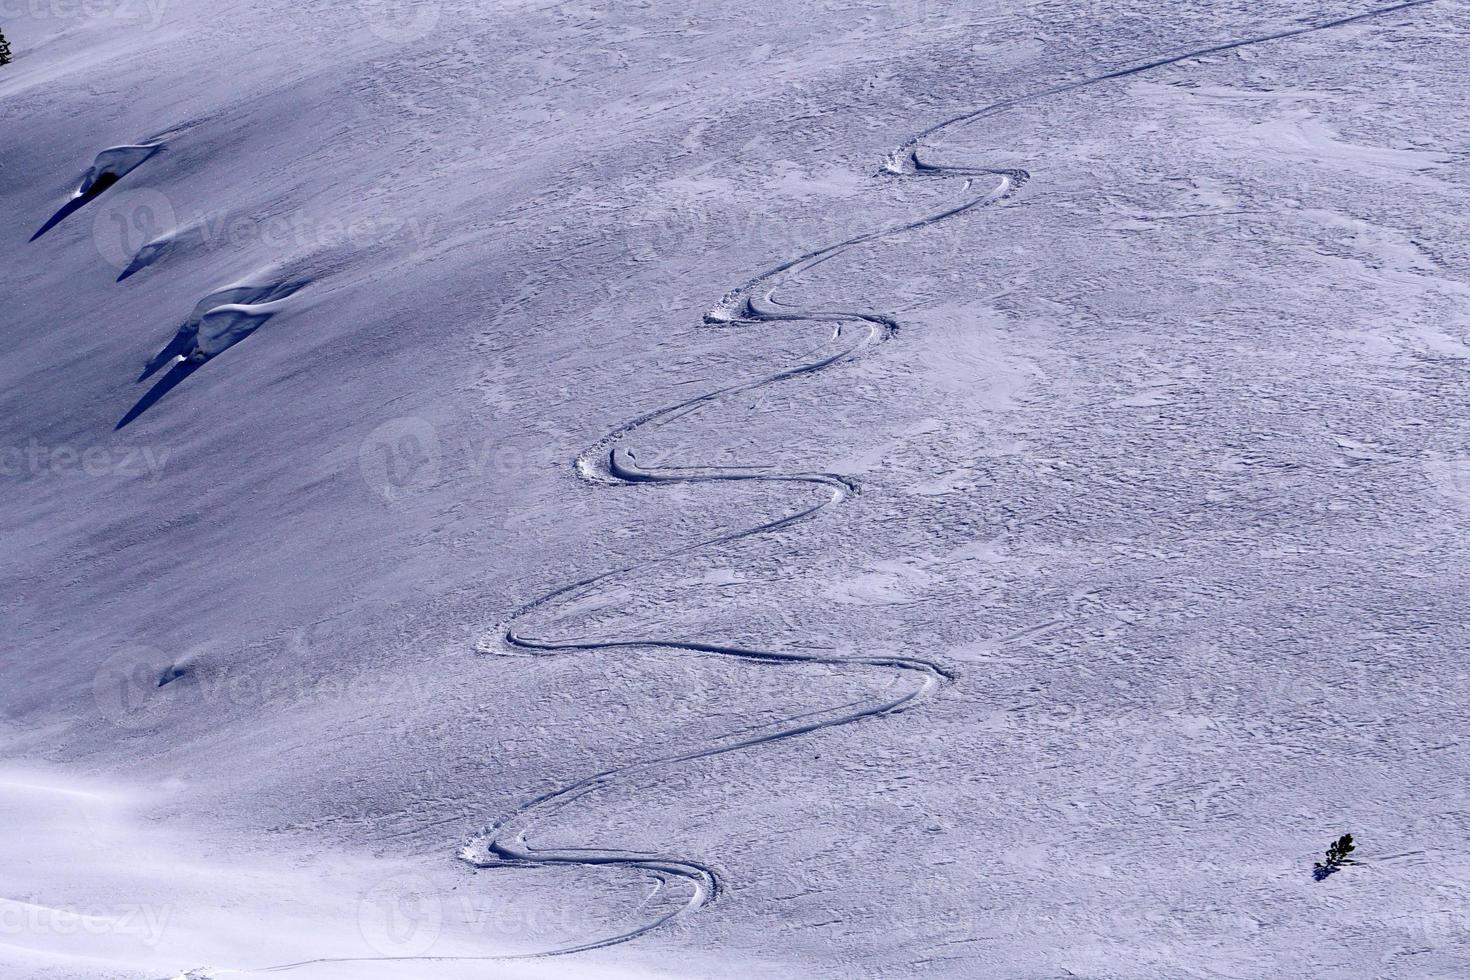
[3,0,1469,977]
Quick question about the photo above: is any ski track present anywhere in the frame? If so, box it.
[172,1,1440,975]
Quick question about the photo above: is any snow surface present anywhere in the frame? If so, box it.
[4,0,1470,977]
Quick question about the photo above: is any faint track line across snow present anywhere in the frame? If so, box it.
[186,0,1442,973]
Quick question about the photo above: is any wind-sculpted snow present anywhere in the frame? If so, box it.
[30,143,161,241]
[111,1,1447,975]
[117,280,308,430]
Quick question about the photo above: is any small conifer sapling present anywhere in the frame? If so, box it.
[1313,833,1357,879]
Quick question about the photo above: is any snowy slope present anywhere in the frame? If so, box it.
[4,0,1470,977]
